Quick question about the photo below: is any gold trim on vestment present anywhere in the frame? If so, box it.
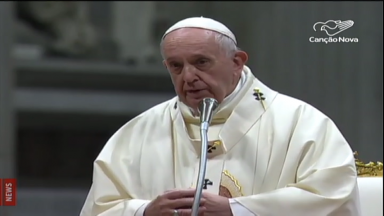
[220,170,244,198]
[190,170,244,198]
[354,151,383,177]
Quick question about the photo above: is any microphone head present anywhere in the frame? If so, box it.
[198,98,219,124]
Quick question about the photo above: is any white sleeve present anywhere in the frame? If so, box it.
[229,198,256,216]
[133,201,151,216]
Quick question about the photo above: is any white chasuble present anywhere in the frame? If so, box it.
[80,66,361,216]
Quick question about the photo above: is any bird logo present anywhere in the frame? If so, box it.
[313,20,354,37]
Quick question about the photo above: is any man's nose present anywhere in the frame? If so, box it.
[182,65,199,83]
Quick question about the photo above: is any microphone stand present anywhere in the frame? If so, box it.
[191,121,210,216]
[191,98,218,216]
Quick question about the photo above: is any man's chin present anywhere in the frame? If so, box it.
[183,95,216,109]
[186,100,199,109]
[183,98,202,109]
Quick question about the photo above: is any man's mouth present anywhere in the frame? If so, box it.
[186,90,207,98]
[187,90,202,94]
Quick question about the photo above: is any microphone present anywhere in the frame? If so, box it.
[198,97,219,128]
[191,98,219,216]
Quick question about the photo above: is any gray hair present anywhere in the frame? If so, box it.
[214,33,240,57]
[160,30,240,59]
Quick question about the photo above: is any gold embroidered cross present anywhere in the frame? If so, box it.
[207,140,222,153]
[203,179,213,189]
[253,88,266,110]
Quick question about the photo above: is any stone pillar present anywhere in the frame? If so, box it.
[111,1,157,64]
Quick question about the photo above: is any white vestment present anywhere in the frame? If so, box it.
[80,66,361,216]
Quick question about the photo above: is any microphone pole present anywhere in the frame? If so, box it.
[191,98,219,216]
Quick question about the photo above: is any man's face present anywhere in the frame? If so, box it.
[162,28,247,109]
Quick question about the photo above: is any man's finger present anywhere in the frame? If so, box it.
[167,197,206,209]
[168,197,194,209]
[163,189,175,194]
[176,207,206,216]
[164,189,196,199]
[163,188,189,194]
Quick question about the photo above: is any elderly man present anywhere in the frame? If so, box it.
[80,17,361,216]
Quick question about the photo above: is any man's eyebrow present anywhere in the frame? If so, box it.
[166,54,212,61]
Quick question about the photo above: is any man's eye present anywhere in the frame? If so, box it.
[197,59,209,65]
[171,63,182,68]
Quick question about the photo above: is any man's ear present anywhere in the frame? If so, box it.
[163,60,168,69]
[233,50,248,70]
